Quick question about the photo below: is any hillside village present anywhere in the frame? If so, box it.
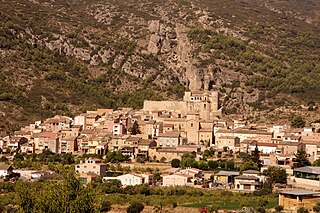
[2,90,320,212]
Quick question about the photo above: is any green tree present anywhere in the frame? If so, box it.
[291,116,306,128]
[262,166,288,184]
[293,148,311,168]
[131,121,141,135]
[226,160,235,170]
[180,154,197,168]
[127,201,144,213]
[171,159,180,168]
[15,168,99,213]
[240,160,259,172]
[160,157,166,163]
[252,144,262,170]
[313,159,320,166]
[208,160,219,170]
[0,156,8,163]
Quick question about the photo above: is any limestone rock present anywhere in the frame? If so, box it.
[90,55,100,65]
[147,34,162,54]
[98,49,113,64]
[148,20,160,33]
[73,48,91,61]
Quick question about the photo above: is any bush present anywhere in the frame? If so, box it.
[172,202,177,208]
[171,159,180,168]
[297,207,309,213]
[275,205,284,212]
[127,201,144,213]
[100,200,112,212]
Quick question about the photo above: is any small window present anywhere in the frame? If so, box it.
[191,123,193,127]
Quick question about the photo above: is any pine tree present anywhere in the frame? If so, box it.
[294,148,311,168]
[252,144,262,171]
[131,121,141,135]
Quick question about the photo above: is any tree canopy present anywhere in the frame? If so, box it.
[262,166,288,184]
[293,148,311,168]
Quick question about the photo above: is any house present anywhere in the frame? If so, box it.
[157,132,181,148]
[0,164,13,178]
[215,171,240,185]
[178,168,203,183]
[215,136,240,151]
[247,141,278,154]
[136,139,151,159]
[75,158,107,177]
[234,175,261,191]
[293,166,320,187]
[104,173,145,186]
[162,174,193,186]
[277,142,304,155]
[59,137,78,154]
[43,115,72,131]
[279,190,320,212]
[80,172,100,184]
[32,132,59,153]
[31,171,50,180]
[242,170,265,182]
[7,137,28,151]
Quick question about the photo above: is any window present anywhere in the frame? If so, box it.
[191,123,193,127]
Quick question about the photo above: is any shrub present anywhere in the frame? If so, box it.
[297,207,309,213]
[171,159,180,168]
[127,201,144,213]
[172,202,177,208]
[100,200,112,212]
[275,205,284,212]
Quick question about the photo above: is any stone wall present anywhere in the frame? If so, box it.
[143,101,187,114]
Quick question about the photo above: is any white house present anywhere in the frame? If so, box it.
[104,173,145,186]
[249,142,277,154]
[162,174,193,186]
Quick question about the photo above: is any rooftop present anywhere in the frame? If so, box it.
[216,171,240,176]
[279,190,320,196]
[294,166,320,175]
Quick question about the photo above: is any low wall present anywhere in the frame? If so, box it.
[293,177,320,187]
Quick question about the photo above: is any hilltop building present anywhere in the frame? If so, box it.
[143,90,220,120]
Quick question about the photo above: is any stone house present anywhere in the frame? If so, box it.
[43,115,72,131]
[32,132,59,153]
[277,142,304,155]
[59,136,78,154]
[75,158,107,177]
[279,190,320,212]
[157,132,181,148]
[234,175,261,191]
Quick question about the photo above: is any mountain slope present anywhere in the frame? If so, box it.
[1,0,320,134]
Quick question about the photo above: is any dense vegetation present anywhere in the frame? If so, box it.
[188,26,320,102]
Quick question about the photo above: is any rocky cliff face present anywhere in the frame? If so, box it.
[1,0,320,134]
